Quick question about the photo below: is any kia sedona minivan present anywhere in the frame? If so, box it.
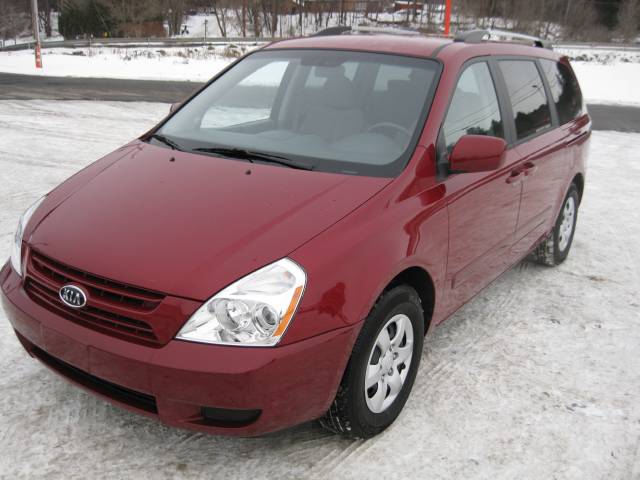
[1,29,589,438]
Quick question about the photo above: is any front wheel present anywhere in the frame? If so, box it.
[319,285,424,438]
[530,183,580,266]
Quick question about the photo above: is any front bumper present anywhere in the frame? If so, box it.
[1,262,359,436]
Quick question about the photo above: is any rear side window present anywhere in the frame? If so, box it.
[499,60,552,140]
[539,59,583,125]
[442,62,504,151]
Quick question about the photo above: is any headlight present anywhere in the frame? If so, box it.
[176,258,306,347]
[10,196,46,277]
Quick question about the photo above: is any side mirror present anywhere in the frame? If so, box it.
[449,135,507,174]
[170,102,182,114]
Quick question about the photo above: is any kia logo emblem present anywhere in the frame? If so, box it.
[59,285,87,309]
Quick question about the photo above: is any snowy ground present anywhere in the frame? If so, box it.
[557,47,640,106]
[0,44,256,82]
[1,100,640,479]
[570,62,640,105]
[1,44,640,106]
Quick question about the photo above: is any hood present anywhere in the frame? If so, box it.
[29,142,391,300]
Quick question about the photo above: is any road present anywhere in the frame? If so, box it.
[0,73,638,132]
[0,73,201,103]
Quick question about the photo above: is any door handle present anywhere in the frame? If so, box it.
[506,170,524,185]
[522,162,538,176]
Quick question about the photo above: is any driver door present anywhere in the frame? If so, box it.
[440,60,523,315]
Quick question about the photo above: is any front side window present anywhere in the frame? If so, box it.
[442,62,504,152]
[539,59,583,125]
[499,60,552,140]
[155,49,441,177]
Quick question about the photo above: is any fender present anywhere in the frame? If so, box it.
[286,175,449,345]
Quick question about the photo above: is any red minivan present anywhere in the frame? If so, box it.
[1,29,589,438]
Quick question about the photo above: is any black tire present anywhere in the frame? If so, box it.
[319,285,424,438]
[530,183,580,266]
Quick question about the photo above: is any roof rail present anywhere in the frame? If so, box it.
[354,25,420,36]
[455,29,553,50]
[312,26,352,37]
[311,25,421,37]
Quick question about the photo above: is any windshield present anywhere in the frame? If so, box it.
[154,49,441,177]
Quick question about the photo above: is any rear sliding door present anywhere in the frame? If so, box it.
[497,59,568,257]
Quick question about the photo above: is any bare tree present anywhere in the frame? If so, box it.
[209,0,231,36]
[0,0,30,40]
[38,0,53,37]
[42,0,634,43]
[228,0,247,36]
[248,0,260,36]
[164,0,186,36]
[100,0,164,36]
[564,0,600,40]
[618,0,640,42]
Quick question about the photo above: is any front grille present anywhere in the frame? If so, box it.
[25,250,165,347]
[30,251,163,311]
[31,343,158,414]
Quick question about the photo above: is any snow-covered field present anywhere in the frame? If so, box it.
[0,45,256,82]
[557,47,640,106]
[1,100,640,479]
[570,61,640,105]
[1,44,640,105]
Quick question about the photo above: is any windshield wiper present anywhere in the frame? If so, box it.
[149,133,182,151]
[193,147,313,171]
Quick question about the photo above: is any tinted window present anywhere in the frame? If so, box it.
[442,62,504,151]
[540,59,583,125]
[156,49,441,177]
[499,60,552,140]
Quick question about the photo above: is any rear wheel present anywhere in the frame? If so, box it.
[319,285,424,438]
[530,183,580,266]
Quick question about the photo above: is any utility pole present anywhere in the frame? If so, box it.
[31,0,43,68]
[444,0,452,36]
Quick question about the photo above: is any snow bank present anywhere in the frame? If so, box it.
[571,62,640,105]
[556,47,640,106]
[1,99,640,479]
[0,46,250,82]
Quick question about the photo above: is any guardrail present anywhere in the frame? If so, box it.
[555,42,640,51]
[0,37,270,52]
[2,36,639,53]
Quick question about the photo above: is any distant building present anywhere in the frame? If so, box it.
[392,0,424,13]
[120,21,166,38]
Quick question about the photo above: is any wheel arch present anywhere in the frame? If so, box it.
[572,172,585,204]
[384,266,436,335]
